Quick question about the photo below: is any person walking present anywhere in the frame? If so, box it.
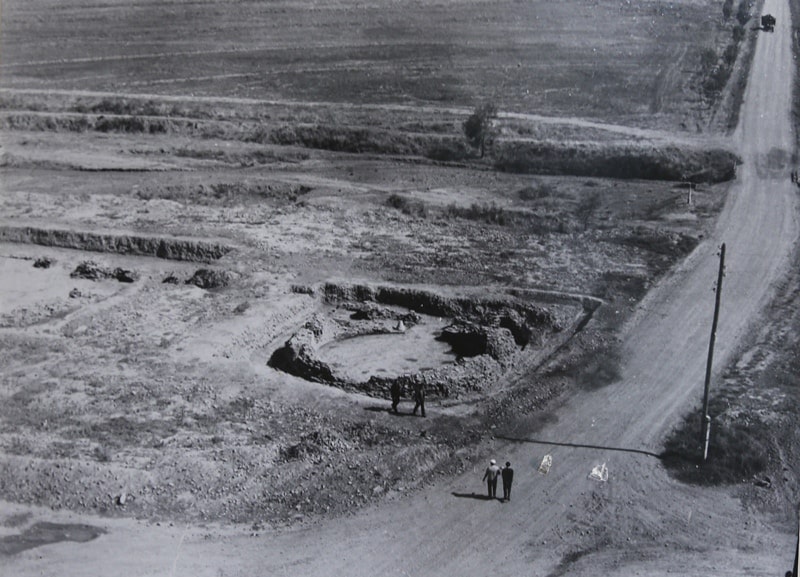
[483,459,501,499]
[412,380,426,417]
[501,461,514,502]
[390,381,402,414]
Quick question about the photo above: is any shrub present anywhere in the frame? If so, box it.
[94,115,146,133]
[736,0,751,26]
[723,0,734,19]
[269,124,422,156]
[425,139,470,162]
[517,180,556,201]
[723,44,738,66]
[91,98,130,116]
[445,202,509,225]
[703,64,731,96]
[387,194,427,218]
[148,119,169,134]
[576,190,602,230]
[699,47,718,70]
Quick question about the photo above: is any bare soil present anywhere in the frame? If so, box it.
[1,1,799,576]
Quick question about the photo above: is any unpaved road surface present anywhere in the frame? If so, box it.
[2,1,799,576]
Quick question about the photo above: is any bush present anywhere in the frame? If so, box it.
[517,180,556,201]
[736,0,751,26]
[699,47,718,70]
[723,0,734,19]
[576,190,602,230]
[387,194,427,218]
[723,44,738,67]
[444,202,509,225]
[270,124,422,156]
[425,139,470,162]
[703,64,731,96]
[94,115,146,133]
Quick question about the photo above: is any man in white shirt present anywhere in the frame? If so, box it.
[482,459,501,499]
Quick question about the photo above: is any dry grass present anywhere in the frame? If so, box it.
[661,403,771,485]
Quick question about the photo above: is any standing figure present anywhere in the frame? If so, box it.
[390,381,402,414]
[412,380,426,417]
[483,459,501,499]
[501,461,514,501]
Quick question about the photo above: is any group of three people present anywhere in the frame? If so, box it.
[482,459,513,501]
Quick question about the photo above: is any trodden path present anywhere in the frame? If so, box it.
[2,0,799,575]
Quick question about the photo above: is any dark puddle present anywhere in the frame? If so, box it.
[0,522,105,556]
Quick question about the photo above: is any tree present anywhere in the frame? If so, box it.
[463,102,498,159]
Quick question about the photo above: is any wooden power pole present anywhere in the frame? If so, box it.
[793,504,799,577]
[702,243,725,461]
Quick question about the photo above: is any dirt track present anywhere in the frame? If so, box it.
[1,0,798,576]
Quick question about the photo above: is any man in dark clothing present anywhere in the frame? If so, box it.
[390,381,402,414]
[501,461,514,501]
[412,380,425,417]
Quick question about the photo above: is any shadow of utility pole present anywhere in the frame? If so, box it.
[495,435,662,459]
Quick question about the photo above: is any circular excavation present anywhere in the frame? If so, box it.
[269,282,591,402]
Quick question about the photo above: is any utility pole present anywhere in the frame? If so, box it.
[701,243,725,461]
[793,504,799,577]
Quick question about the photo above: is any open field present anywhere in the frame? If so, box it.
[2,0,800,575]
[0,0,743,130]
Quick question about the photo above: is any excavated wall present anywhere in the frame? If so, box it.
[322,283,559,347]
[0,225,232,262]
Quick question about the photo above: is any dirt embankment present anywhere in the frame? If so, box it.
[1,97,740,184]
[0,225,232,262]
[494,140,740,183]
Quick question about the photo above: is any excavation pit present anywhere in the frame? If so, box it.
[269,283,595,401]
[317,314,457,382]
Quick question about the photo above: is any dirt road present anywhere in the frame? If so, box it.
[2,1,798,575]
